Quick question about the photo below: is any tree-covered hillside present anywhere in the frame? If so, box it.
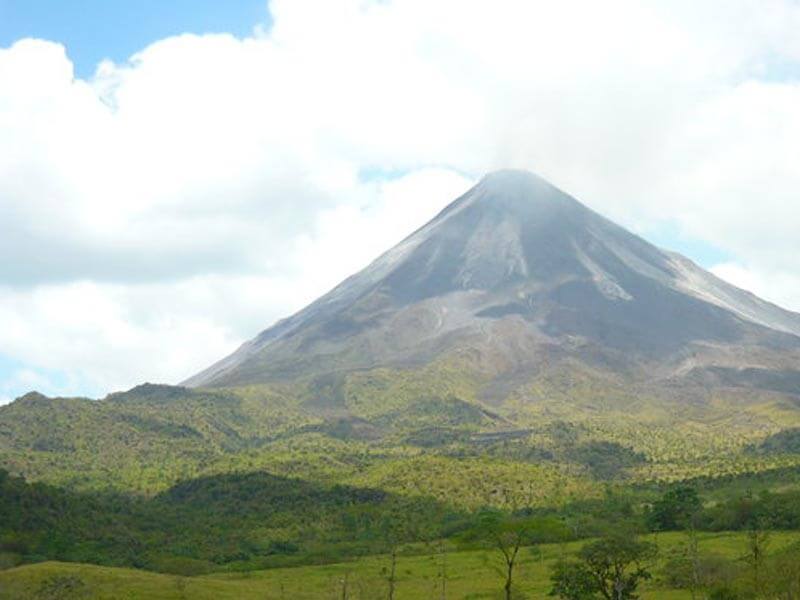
[3,367,800,591]
[3,367,800,497]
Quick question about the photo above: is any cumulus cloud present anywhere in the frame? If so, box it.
[1,0,800,399]
[0,168,472,394]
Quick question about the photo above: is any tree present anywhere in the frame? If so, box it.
[468,508,566,600]
[549,560,599,599]
[379,509,416,600]
[386,545,398,600]
[707,587,741,600]
[477,508,527,600]
[741,521,770,597]
[339,571,350,600]
[647,486,701,532]
[668,494,703,600]
[685,516,702,600]
[550,533,657,600]
[436,538,448,600]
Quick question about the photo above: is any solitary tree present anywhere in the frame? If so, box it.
[683,521,702,600]
[436,537,448,600]
[467,508,566,600]
[481,509,528,600]
[550,533,657,600]
[671,489,703,600]
[742,520,770,597]
[379,508,418,600]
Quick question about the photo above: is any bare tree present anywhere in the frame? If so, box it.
[683,525,700,600]
[467,485,566,600]
[387,545,398,600]
[380,511,410,600]
[742,520,771,598]
[437,538,448,600]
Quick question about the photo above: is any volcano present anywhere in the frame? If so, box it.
[185,170,800,401]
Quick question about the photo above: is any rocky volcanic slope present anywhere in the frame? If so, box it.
[185,170,800,403]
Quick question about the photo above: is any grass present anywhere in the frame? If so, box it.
[3,531,799,599]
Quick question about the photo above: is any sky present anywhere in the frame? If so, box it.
[1,0,800,403]
[0,1,270,79]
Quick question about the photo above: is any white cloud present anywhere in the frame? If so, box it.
[1,0,800,399]
[0,169,472,396]
[711,262,800,314]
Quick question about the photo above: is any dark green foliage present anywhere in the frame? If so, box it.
[646,486,701,531]
[752,428,800,455]
[402,427,469,447]
[707,586,741,600]
[701,489,800,530]
[549,560,599,599]
[685,464,800,495]
[118,414,202,439]
[372,396,497,430]
[566,441,647,480]
[548,488,644,540]
[0,467,456,572]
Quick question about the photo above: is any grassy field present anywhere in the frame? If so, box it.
[3,531,799,599]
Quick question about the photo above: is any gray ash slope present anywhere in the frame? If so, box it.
[185,170,800,397]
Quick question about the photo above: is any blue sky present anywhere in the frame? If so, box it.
[641,225,732,267]
[0,0,270,78]
[0,355,79,402]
